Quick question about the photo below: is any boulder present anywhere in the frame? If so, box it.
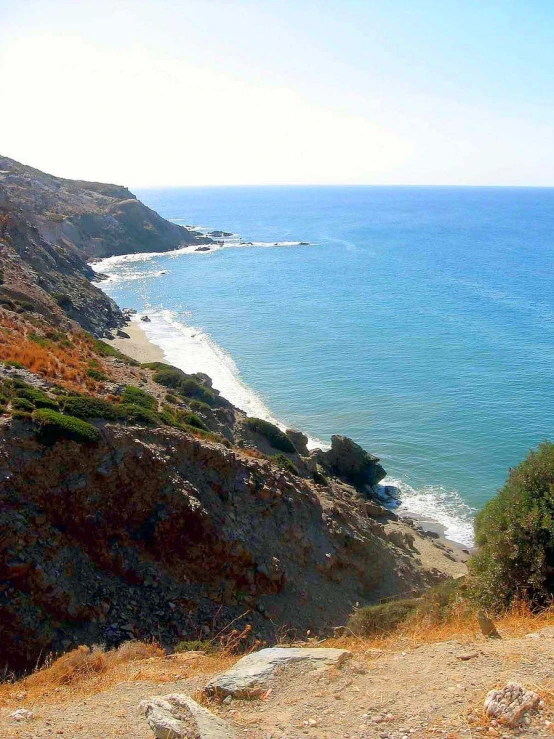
[140,694,235,739]
[286,429,309,456]
[365,501,389,518]
[484,682,540,727]
[322,435,386,488]
[116,329,130,339]
[204,647,351,699]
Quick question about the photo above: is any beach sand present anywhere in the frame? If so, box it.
[105,320,165,364]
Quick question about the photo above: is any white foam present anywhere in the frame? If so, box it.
[383,476,476,546]
[131,310,326,450]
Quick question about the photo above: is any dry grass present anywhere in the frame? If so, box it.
[323,600,554,654]
[0,313,113,392]
[0,642,237,709]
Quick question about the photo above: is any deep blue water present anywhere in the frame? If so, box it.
[98,186,554,544]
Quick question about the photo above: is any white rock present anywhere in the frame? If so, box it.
[10,708,34,721]
[484,682,540,727]
[205,647,351,699]
[140,694,235,738]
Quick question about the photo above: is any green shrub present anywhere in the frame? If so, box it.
[189,399,212,413]
[145,362,225,408]
[12,410,33,421]
[15,386,58,410]
[470,441,554,611]
[348,598,420,637]
[182,412,208,431]
[122,385,157,410]
[165,392,179,404]
[53,293,72,308]
[86,368,109,381]
[61,396,123,421]
[121,404,159,426]
[89,337,139,366]
[273,453,299,475]
[244,417,296,454]
[11,398,35,412]
[33,409,100,443]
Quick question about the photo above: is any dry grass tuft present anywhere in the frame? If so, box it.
[324,600,554,654]
[0,313,113,391]
[0,642,236,709]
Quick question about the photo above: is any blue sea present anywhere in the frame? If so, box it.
[96,186,554,545]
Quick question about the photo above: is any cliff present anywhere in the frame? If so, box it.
[0,156,211,336]
[0,158,465,674]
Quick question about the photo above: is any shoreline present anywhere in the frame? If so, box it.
[106,319,166,364]
[105,316,472,560]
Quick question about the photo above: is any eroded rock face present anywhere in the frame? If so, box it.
[140,694,235,739]
[0,422,438,671]
[204,647,351,699]
[286,429,309,456]
[321,435,386,488]
[484,682,540,727]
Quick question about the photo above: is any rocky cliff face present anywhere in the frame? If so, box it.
[0,158,463,675]
[0,156,212,336]
[0,156,211,259]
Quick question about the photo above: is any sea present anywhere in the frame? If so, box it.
[94,186,554,546]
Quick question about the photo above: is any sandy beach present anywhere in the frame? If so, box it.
[105,319,166,364]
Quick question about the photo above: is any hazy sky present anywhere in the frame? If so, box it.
[1,0,553,186]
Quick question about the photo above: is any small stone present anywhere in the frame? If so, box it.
[11,709,34,721]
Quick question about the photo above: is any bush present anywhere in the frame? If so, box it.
[470,441,554,611]
[53,293,72,308]
[244,417,296,454]
[273,453,299,475]
[89,337,139,366]
[11,398,34,412]
[182,412,208,431]
[145,362,226,408]
[86,368,109,381]
[348,598,420,637]
[61,395,123,421]
[122,385,158,410]
[33,409,100,443]
[121,404,159,426]
[15,386,58,410]
[12,410,33,421]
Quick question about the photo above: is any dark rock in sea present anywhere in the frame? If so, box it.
[141,315,151,322]
[207,230,233,238]
[321,435,386,489]
[195,246,211,252]
[299,241,310,245]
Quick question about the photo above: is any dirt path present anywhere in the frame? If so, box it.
[3,631,554,739]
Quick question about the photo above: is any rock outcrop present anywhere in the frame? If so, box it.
[204,647,351,699]
[140,694,235,739]
[319,434,387,488]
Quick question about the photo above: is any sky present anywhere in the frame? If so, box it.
[1,0,554,187]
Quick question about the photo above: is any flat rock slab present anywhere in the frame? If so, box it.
[204,647,351,699]
[140,693,235,739]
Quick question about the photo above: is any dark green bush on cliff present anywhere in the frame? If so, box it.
[15,385,58,410]
[470,441,554,611]
[32,409,100,443]
[122,385,158,410]
[11,398,35,412]
[273,453,299,475]
[244,417,296,454]
[121,404,159,426]
[61,395,123,421]
[144,362,226,408]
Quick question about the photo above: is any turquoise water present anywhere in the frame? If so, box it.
[97,186,554,544]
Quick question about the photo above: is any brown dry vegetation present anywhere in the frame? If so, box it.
[0,642,237,709]
[0,311,113,391]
